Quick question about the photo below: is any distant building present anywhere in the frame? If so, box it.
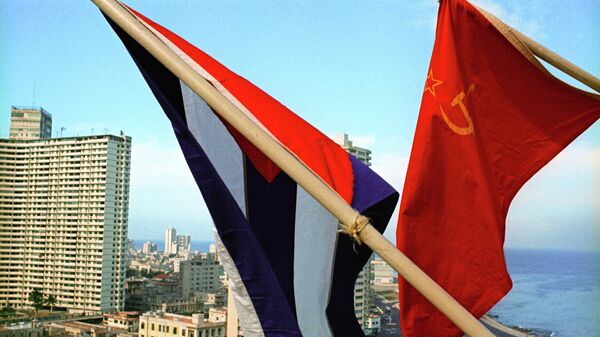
[164,228,177,256]
[364,314,381,335]
[333,133,375,330]
[354,261,374,329]
[0,108,131,313]
[371,258,396,286]
[9,106,52,140]
[125,277,181,313]
[208,244,219,262]
[180,253,224,297]
[46,321,127,337]
[0,321,43,337]
[333,133,372,166]
[207,308,226,323]
[103,311,140,332]
[137,312,225,337]
[142,241,158,254]
[176,234,191,257]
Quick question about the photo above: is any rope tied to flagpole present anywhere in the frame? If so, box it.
[339,213,370,251]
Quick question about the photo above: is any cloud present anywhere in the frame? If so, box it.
[506,143,600,250]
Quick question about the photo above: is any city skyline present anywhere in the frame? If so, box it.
[1,0,598,250]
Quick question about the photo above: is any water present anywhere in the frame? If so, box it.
[133,240,213,253]
[490,248,600,337]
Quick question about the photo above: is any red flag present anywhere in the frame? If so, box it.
[396,0,600,336]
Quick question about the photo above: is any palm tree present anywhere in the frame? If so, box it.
[28,289,44,314]
[45,295,57,313]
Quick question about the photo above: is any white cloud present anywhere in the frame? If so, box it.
[506,143,600,250]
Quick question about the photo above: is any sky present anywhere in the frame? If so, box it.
[0,0,598,250]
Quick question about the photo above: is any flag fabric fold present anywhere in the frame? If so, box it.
[102,3,398,337]
[397,0,600,336]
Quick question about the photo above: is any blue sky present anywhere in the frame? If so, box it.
[1,0,598,250]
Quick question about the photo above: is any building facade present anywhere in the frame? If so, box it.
[138,312,225,337]
[142,241,158,254]
[164,228,176,256]
[0,118,131,313]
[333,133,372,166]
[371,258,396,286]
[180,253,224,297]
[9,106,52,140]
[176,235,191,257]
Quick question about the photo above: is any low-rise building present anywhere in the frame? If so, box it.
[138,312,225,337]
[364,314,381,336]
[0,321,43,337]
[207,308,226,323]
[103,311,140,332]
[46,321,128,337]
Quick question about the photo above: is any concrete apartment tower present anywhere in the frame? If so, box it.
[9,106,52,140]
[333,133,375,331]
[176,234,191,258]
[0,107,131,313]
[164,227,177,256]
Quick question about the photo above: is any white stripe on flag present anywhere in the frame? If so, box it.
[293,186,337,337]
[181,81,246,214]
[215,234,265,337]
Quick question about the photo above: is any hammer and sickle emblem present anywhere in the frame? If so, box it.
[439,84,476,136]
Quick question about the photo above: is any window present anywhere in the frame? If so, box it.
[151,323,154,331]
[181,329,186,336]
[173,328,178,334]
[141,323,145,329]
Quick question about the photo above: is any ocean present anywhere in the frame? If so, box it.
[134,240,213,253]
[490,248,600,337]
[133,242,598,336]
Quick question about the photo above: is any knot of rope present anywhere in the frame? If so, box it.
[338,214,370,253]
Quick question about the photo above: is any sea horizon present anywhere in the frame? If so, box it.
[130,241,599,336]
[133,239,214,253]
[491,248,600,337]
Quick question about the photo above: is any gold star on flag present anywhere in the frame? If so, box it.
[424,69,443,97]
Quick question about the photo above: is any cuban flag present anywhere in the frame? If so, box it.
[102,3,398,337]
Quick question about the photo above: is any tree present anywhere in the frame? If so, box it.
[0,306,16,317]
[28,289,44,314]
[45,295,57,313]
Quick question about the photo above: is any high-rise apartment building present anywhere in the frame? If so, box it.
[0,109,131,313]
[142,241,158,254]
[333,133,372,166]
[176,234,191,257]
[9,106,52,140]
[164,227,176,256]
[333,133,375,330]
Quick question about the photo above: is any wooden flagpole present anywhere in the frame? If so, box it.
[90,0,495,336]
[476,6,600,93]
